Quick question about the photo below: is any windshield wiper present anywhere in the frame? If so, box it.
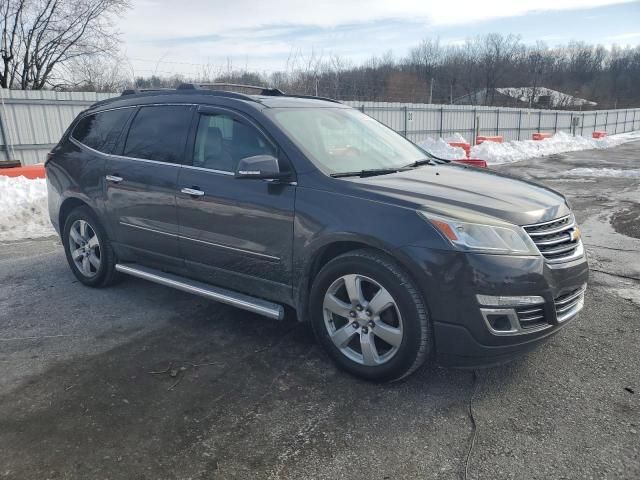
[330,168,403,178]
[403,158,437,168]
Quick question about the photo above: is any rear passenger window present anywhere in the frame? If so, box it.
[72,108,132,153]
[123,105,192,163]
[193,113,276,172]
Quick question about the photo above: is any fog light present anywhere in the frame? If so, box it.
[476,294,544,307]
[486,313,513,331]
[480,308,519,335]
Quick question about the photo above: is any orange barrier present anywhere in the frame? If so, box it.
[592,131,607,139]
[0,163,45,179]
[532,132,552,141]
[476,135,503,145]
[453,158,488,168]
[448,142,471,157]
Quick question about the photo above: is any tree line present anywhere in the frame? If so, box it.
[134,35,640,109]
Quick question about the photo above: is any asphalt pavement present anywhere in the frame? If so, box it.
[0,142,639,479]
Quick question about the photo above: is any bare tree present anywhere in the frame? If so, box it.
[0,0,129,89]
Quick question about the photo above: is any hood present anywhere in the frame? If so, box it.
[340,164,570,226]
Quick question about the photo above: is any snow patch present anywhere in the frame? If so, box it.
[567,168,640,178]
[443,133,469,144]
[417,137,466,160]
[471,130,640,165]
[0,176,55,242]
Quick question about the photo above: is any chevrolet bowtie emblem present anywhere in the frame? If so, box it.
[570,227,581,242]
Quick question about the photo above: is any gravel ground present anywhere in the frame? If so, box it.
[0,142,639,479]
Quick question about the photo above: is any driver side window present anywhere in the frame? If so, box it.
[193,113,276,172]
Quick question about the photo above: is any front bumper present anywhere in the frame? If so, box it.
[396,245,589,367]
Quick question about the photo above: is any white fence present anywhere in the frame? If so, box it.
[344,101,640,144]
[0,89,116,165]
[1,89,638,166]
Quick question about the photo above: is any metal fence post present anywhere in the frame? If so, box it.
[472,110,477,145]
[554,111,558,133]
[581,113,585,136]
[615,111,619,134]
[570,112,574,135]
[360,104,365,113]
[593,111,597,134]
[517,109,522,140]
[538,110,542,133]
[439,106,444,138]
[403,106,408,138]
[605,111,609,133]
[0,110,11,161]
[495,108,500,136]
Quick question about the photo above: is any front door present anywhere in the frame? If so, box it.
[105,104,194,268]
[176,107,295,302]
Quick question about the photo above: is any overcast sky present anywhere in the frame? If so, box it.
[119,0,640,77]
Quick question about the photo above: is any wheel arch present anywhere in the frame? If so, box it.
[295,234,426,323]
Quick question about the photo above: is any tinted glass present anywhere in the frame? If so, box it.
[193,113,276,172]
[266,108,426,174]
[71,108,132,153]
[123,106,192,163]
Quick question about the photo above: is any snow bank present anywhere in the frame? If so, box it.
[566,168,640,178]
[0,176,55,242]
[418,136,466,160]
[470,130,640,165]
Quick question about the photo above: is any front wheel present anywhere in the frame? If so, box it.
[310,249,431,382]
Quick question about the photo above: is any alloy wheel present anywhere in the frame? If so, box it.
[68,219,101,278]
[323,274,403,366]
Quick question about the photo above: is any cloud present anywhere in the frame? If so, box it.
[121,0,634,39]
[120,0,638,75]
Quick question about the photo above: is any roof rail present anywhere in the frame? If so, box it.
[177,82,285,96]
[280,93,342,104]
[121,88,175,96]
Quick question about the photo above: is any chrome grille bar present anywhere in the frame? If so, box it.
[523,214,583,264]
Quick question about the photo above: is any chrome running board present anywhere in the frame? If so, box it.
[115,264,284,320]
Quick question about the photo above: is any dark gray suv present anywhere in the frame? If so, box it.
[46,84,588,381]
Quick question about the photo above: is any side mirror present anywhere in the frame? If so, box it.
[235,155,285,180]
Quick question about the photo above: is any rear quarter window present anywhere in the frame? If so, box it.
[71,108,133,153]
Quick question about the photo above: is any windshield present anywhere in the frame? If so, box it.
[266,107,427,174]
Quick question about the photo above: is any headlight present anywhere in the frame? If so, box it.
[418,212,538,255]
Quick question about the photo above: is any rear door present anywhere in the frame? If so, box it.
[105,104,194,267]
[176,106,296,301]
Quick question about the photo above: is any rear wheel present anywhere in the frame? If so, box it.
[310,249,431,382]
[62,206,120,287]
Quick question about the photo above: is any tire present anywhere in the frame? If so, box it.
[62,206,120,287]
[310,249,431,382]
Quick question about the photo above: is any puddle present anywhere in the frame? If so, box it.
[610,209,640,239]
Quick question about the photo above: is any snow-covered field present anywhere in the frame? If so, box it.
[419,130,640,165]
[0,176,55,242]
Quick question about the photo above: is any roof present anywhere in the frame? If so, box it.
[89,86,346,112]
[495,87,597,107]
[454,87,597,107]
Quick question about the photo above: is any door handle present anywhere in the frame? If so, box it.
[106,174,123,183]
[181,187,205,197]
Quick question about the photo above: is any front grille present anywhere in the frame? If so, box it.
[523,215,582,263]
[515,304,548,330]
[554,287,586,322]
